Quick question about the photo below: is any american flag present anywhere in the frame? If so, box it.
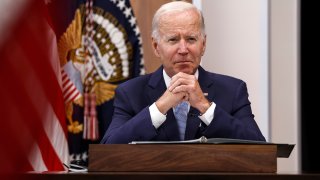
[0,0,68,173]
[61,69,81,103]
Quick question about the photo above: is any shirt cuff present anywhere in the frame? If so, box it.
[149,103,166,128]
[198,102,216,125]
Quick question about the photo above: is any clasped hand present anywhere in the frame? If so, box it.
[155,72,211,115]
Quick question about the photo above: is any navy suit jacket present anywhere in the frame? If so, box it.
[101,66,265,144]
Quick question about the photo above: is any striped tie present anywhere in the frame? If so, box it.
[173,101,189,140]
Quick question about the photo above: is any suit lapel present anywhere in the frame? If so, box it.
[198,66,214,102]
[146,66,180,141]
[164,110,180,141]
[185,107,200,140]
[146,67,166,103]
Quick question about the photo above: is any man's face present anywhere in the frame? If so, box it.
[152,9,206,77]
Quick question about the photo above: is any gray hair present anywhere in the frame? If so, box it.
[151,1,206,42]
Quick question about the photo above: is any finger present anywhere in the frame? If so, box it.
[169,78,187,92]
[169,74,183,91]
[171,84,188,94]
[170,72,190,85]
[169,77,195,92]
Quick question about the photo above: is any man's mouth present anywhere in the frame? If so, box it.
[175,60,191,64]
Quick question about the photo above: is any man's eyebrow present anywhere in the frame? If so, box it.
[165,33,177,37]
[163,34,178,39]
[186,33,200,37]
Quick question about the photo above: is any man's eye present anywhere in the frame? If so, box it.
[187,37,197,43]
[168,38,177,42]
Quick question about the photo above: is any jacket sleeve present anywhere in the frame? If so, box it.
[100,86,157,144]
[201,81,266,141]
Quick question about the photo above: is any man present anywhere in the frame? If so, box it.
[101,1,265,144]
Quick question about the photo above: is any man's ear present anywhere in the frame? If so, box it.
[152,37,160,57]
[201,35,207,56]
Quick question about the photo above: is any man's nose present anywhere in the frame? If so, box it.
[177,40,188,54]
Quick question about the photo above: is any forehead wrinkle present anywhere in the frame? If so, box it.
[158,10,201,38]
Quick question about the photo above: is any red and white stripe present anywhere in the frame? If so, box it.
[0,0,68,172]
[61,69,81,103]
